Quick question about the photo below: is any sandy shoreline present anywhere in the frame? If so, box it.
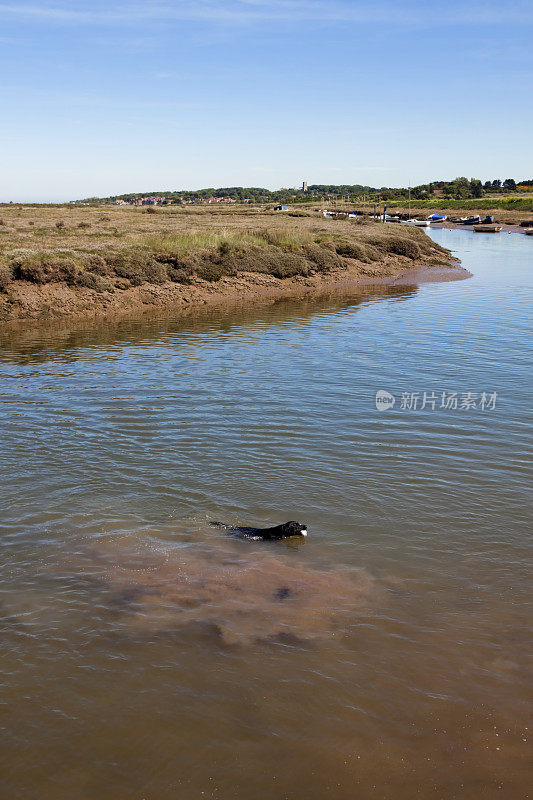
[0,258,470,328]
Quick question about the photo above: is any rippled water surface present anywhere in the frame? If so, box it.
[1,229,531,799]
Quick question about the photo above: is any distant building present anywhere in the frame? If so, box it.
[302,181,308,193]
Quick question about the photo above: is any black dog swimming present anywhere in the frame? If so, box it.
[210,521,308,541]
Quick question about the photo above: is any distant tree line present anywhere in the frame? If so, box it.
[79,177,532,205]
[377,177,531,201]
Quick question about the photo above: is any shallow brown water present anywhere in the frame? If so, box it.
[77,536,378,644]
[0,230,531,799]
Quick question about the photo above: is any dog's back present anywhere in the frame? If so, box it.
[210,521,307,540]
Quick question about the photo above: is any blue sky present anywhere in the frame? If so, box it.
[0,0,531,201]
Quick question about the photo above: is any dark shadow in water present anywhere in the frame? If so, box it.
[0,284,418,365]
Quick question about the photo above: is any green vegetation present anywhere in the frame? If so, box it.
[76,175,533,207]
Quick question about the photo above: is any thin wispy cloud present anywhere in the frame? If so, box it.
[1,0,531,26]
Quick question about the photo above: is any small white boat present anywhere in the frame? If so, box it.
[524,228,533,236]
[401,219,431,227]
[401,185,431,227]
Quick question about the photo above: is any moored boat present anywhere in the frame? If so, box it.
[524,228,533,236]
[459,215,482,225]
[474,225,502,233]
[401,219,431,227]
[427,214,447,223]
[400,185,430,226]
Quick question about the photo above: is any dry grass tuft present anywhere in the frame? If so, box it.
[0,261,13,292]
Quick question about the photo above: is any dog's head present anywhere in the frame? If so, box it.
[280,521,308,538]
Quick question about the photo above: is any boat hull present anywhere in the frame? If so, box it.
[401,220,431,227]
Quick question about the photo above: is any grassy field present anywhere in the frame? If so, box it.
[0,204,452,298]
[384,197,533,219]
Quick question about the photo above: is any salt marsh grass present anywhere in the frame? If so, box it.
[0,204,451,294]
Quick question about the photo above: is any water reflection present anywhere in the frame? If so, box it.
[0,283,419,365]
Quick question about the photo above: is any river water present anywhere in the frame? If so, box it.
[0,229,531,799]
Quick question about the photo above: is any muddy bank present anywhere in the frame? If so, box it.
[0,257,469,325]
[381,204,532,229]
[434,220,528,234]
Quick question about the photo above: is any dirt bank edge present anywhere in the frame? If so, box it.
[0,257,470,326]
